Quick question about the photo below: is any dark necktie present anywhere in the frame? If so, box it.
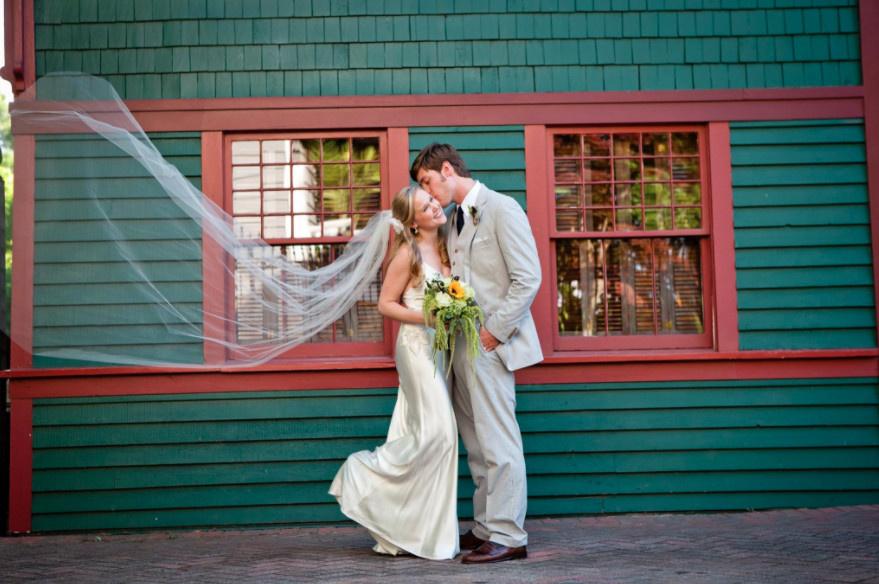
[456,206,465,235]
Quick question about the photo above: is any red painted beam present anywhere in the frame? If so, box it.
[5,349,877,399]
[9,366,399,398]
[121,86,865,113]
[517,356,879,385]
[11,88,865,136]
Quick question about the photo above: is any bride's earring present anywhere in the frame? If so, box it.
[411,225,419,236]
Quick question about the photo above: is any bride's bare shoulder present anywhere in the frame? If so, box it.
[388,245,414,265]
[385,245,414,277]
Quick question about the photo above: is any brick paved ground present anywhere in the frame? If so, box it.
[3,506,878,583]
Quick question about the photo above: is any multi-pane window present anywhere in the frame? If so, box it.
[551,127,712,350]
[227,133,387,353]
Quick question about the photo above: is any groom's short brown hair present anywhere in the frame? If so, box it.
[409,143,472,181]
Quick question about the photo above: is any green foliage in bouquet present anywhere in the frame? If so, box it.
[422,275,484,373]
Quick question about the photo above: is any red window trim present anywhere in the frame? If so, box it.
[531,124,733,354]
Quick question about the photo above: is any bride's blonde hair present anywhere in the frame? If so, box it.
[390,185,449,285]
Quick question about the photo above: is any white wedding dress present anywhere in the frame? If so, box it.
[329,263,460,560]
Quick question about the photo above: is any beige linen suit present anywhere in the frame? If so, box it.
[448,183,542,548]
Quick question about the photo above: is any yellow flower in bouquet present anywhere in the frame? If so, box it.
[448,280,466,300]
[422,275,484,373]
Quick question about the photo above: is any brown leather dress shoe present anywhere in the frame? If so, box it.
[461,541,527,564]
[459,530,488,551]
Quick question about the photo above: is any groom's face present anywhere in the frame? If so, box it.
[415,166,453,207]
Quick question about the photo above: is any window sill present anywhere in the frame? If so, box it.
[218,355,397,373]
[540,347,879,365]
[2,355,397,379]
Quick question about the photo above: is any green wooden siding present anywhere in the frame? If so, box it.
[730,119,876,350]
[409,126,526,209]
[34,0,861,98]
[33,133,203,367]
[30,377,879,531]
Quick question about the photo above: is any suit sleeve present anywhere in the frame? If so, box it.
[483,196,542,343]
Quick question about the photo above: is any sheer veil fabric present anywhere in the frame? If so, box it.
[12,73,404,367]
[16,74,462,557]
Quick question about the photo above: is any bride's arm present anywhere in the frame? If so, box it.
[378,247,426,325]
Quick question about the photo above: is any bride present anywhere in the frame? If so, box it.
[329,185,460,560]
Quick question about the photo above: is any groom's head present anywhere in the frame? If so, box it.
[410,143,472,207]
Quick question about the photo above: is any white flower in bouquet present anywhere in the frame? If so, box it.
[435,292,452,308]
[422,275,485,373]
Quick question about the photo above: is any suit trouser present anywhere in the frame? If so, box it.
[452,342,528,548]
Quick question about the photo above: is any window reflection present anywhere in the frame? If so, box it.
[556,238,704,337]
[230,135,384,346]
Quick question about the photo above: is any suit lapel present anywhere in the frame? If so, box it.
[458,208,479,250]
[457,185,493,281]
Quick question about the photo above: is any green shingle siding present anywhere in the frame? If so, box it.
[408,126,527,209]
[34,0,862,98]
[731,118,876,351]
[32,132,204,367]
[29,377,879,531]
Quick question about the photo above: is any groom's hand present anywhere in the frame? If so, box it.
[480,328,500,352]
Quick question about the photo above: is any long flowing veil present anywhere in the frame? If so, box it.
[11,73,402,367]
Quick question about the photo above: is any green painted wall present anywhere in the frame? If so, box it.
[409,125,526,209]
[33,133,204,367]
[33,0,862,99]
[30,377,879,531]
[731,118,876,350]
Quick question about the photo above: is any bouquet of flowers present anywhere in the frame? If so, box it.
[422,275,484,373]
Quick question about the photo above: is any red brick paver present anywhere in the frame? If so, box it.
[3,506,878,583]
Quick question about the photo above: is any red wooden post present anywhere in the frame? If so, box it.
[387,127,410,195]
[524,125,554,360]
[708,122,739,353]
[201,131,228,365]
[7,395,32,534]
[859,0,879,346]
[10,135,34,368]
[1,0,35,94]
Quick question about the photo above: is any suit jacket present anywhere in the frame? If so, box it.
[448,184,543,371]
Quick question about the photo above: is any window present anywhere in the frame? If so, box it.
[226,132,390,357]
[550,127,713,350]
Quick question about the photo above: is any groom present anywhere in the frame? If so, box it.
[411,143,543,564]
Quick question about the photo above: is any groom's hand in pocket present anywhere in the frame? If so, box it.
[480,328,500,352]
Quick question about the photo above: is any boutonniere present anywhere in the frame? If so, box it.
[468,205,480,227]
